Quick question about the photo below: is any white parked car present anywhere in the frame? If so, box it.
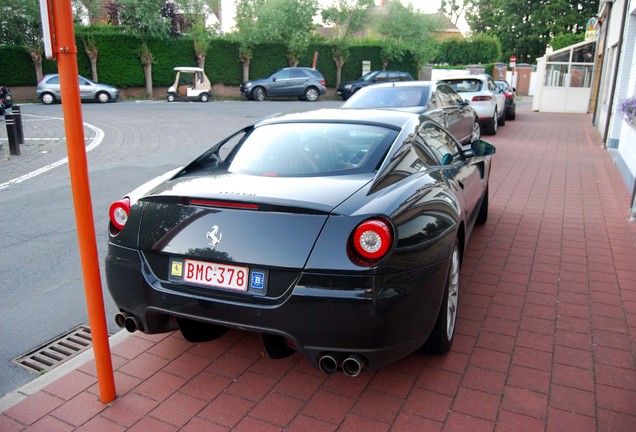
[439,74,506,135]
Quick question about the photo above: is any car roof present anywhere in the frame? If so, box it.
[256,108,422,130]
[441,74,490,81]
[353,81,436,89]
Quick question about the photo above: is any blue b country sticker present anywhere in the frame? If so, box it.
[251,271,265,290]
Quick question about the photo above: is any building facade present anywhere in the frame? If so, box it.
[594,0,636,218]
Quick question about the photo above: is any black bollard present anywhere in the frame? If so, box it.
[11,105,24,144]
[5,114,21,156]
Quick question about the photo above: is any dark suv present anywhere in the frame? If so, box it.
[240,67,327,102]
[337,70,414,100]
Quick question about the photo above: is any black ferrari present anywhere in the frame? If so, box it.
[106,109,495,376]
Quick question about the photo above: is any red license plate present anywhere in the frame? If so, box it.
[182,259,249,292]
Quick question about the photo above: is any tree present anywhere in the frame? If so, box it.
[232,0,264,82]
[0,0,45,82]
[111,0,170,97]
[258,0,319,67]
[73,0,112,83]
[440,0,468,26]
[374,1,441,73]
[321,0,374,88]
[178,0,221,68]
[465,0,598,63]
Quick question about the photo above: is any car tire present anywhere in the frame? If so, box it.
[167,93,176,102]
[498,109,506,126]
[425,239,460,354]
[200,93,210,102]
[97,92,110,103]
[304,87,319,102]
[470,121,481,143]
[41,93,56,105]
[252,87,266,101]
[476,186,489,225]
[507,107,516,120]
[483,114,497,135]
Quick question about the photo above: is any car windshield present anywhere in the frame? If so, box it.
[228,123,397,177]
[360,71,379,82]
[444,79,483,93]
[344,87,431,108]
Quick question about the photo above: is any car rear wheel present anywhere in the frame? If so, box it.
[97,92,110,103]
[507,107,516,120]
[41,93,56,105]
[252,87,266,101]
[425,240,460,354]
[483,111,498,135]
[498,109,506,126]
[304,87,319,102]
[167,93,176,102]
[200,93,210,102]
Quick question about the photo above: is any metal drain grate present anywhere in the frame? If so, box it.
[14,325,93,374]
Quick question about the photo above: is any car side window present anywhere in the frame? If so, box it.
[418,122,462,165]
[375,72,388,82]
[399,73,411,81]
[48,76,60,84]
[275,70,292,80]
[291,70,306,79]
[436,87,453,107]
[79,77,90,85]
[442,85,464,105]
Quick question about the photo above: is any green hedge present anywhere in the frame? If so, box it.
[0,31,501,89]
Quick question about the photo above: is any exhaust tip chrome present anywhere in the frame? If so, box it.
[342,354,367,377]
[114,312,127,328]
[124,315,142,333]
[318,354,339,375]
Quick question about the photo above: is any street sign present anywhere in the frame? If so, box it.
[39,0,56,60]
[510,56,517,68]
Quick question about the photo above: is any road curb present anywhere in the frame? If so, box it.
[0,330,131,413]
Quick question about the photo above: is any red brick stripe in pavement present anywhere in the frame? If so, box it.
[1,105,635,431]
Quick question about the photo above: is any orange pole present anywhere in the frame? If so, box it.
[50,0,116,403]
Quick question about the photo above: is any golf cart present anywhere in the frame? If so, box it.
[167,67,213,102]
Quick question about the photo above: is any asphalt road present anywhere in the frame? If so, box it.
[0,97,342,398]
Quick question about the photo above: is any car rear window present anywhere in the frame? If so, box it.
[228,123,397,177]
[443,79,483,93]
[306,69,324,79]
[343,87,431,108]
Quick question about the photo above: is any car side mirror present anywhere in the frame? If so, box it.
[471,139,496,156]
[272,77,277,82]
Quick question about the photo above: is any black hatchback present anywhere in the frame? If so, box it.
[240,67,327,102]
[337,70,414,100]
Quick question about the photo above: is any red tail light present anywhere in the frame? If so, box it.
[472,95,492,102]
[350,218,393,263]
[504,92,513,99]
[109,198,130,231]
[320,80,326,86]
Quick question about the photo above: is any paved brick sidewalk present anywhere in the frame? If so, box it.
[1,106,635,431]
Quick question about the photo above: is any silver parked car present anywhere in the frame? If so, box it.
[37,74,119,105]
[439,74,505,135]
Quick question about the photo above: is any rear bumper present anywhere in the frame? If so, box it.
[106,243,449,371]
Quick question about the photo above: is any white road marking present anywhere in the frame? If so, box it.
[0,115,104,190]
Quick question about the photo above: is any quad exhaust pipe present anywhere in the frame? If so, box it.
[114,312,142,333]
[318,353,368,377]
